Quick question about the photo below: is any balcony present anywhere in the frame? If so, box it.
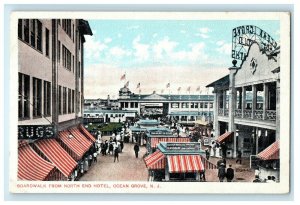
[266,110,276,121]
[254,110,263,120]
[218,108,224,116]
[235,109,242,118]
[224,109,229,117]
[243,110,252,119]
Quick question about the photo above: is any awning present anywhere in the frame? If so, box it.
[216,132,234,143]
[167,155,204,173]
[150,137,190,148]
[58,131,86,161]
[144,150,165,170]
[257,140,280,160]
[35,139,77,178]
[79,125,96,143]
[69,128,93,152]
[18,145,55,181]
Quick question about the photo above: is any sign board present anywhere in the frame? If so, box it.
[18,125,56,140]
[149,131,173,135]
[232,25,278,65]
[166,143,200,151]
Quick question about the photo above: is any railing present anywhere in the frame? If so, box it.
[243,110,252,119]
[266,110,276,121]
[224,109,229,116]
[235,109,242,118]
[254,110,264,120]
[218,108,224,116]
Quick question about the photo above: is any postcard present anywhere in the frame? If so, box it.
[10,11,290,194]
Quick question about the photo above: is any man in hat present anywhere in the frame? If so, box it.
[218,163,226,182]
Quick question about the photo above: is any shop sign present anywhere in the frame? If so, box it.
[232,25,278,63]
[18,125,55,140]
[166,143,200,151]
[150,131,173,135]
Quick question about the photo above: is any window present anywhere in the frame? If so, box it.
[32,77,42,117]
[72,90,75,113]
[200,102,204,108]
[204,102,208,108]
[209,102,213,109]
[68,88,72,114]
[45,28,49,57]
[58,41,61,63]
[130,102,134,108]
[191,103,195,108]
[195,103,199,108]
[18,19,22,39]
[58,86,62,115]
[63,87,67,114]
[23,19,30,43]
[62,45,72,70]
[62,19,72,38]
[44,81,51,116]
[18,73,30,119]
[171,103,179,108]
[57,19,61,25]
[78,62,81,78]
[36,20,42,52]
[30,19,36,47]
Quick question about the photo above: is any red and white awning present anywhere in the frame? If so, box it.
[167,155,204,173]
[216,132,233,143]
[58,131,86,161]
[150,137,190,148]
[144,150,165,170]
[257,140,280,160]
[69,128,93,152]
[35,139,77,178]
[79,125,96,143]
[18,145,55,181]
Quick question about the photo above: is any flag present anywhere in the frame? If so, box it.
[196,86,200,91]
[125,81,129,88]
[166,82,170,88]
[120,73,126,81]
[136,82,140,89]
[187,86,191,92]
[177,87,181,91]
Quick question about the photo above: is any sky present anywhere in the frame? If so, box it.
[83,20,279,99]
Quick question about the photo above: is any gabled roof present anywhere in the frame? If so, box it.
[206,75,229,88]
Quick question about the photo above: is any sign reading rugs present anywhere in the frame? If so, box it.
[18,125,55,140]
[166,143,200,151]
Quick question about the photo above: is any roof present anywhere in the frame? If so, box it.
[206,75,229,88]
[257,140,279,160]
[157,142,205,155]
[119,94,214,102]
[137,119,160,125]
[78,19,93,36]
[84,109,137,114]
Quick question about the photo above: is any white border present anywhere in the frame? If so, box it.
[9,11,290,194]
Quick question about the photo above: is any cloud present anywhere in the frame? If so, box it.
[104,37,112,43]
[84,64,228,99]
[216,41,232,55]
[199,27,210,33]
[84,35,107,60]
[127,25,140,30]
[152,37,178,59]
[195,27,211,39]
[109,46,131,58]
[132,35,150,61]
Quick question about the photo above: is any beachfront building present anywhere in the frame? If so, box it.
[18,19,95,181]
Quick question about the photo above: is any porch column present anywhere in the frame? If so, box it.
[252,84,257,119]
[165,167,170,181]
[241,86,246,118]
[213,89,220,138]
[263,83,269,120]
[223,90,226,115]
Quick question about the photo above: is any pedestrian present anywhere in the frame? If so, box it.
[120,141,124,152]
[266,176,275,183]
[88,154,93,166]
[134,143,140,158]
[226,164,234,182]
[255,168,261,178]
[84,157,89,173]
[108,143,114,155]
[236,150,242,164]
[218,163,226,182]
[253,175,262,183]
[200,170,206,182]
[114,147,119,162]
[93,152,97,163]
[212,142,216,157]
[221,142,228,158]
[205,148,210,160]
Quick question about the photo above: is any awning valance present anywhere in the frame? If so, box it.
[167,155,204,173]
[18,145,55,181]
[150,137,190,148]
[216,132,234,143]
[79,125,96,143]
[69,128,93,152]
[58,131,86,161]
[257,140,280,160]
[144,150,165,170]
[35,139,77,178]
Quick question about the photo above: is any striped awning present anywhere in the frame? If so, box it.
[58,131,86,160]
[150,137,190,148]
[18,145,55,181]
[144,150,165,170]
[216,132,233,143]
[167,155,204,173]
[35,139,77,178]
[257,140,280,160]
[69,128,93,152]
[79,125,96,143]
